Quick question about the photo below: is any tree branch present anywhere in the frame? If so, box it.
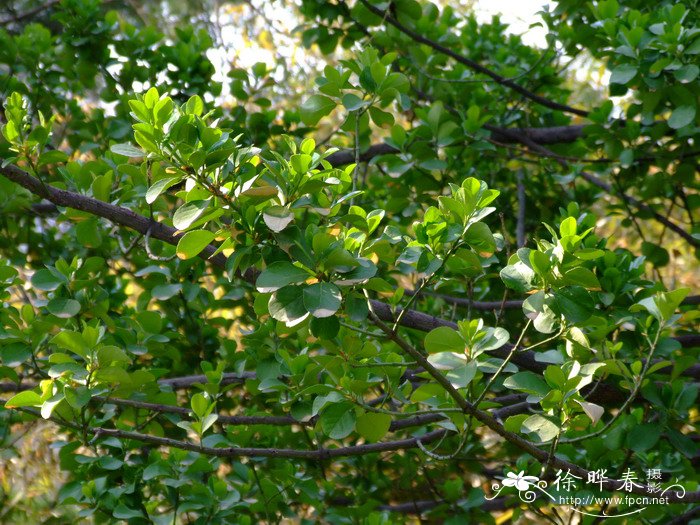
[364,314,698,502]
[357,0,588,117]
[2,164,697,409]
[490,127,700,248]
[2,164,698,501]
[0,0,60,26]
[324,125,588,166]
[12,405,450,460]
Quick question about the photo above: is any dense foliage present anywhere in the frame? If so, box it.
[0,0,698,523]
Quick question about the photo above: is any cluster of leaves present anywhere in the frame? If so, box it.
[546,0,700,263]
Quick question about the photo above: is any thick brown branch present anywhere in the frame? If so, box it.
[95,396,454,431]
[410,291,700,313]
[159,372,256,388]
[324,125,588,166]
[0,162,227,267]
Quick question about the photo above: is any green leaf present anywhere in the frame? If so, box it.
[464,222,496,256]
[369,106,394,127]
[146,177,181,204]
[176,230,215,259]
[191,393,209,418]
[356,412,391,442]
[200,413,218,434]
[303,282,342,318]
[152,283,182,300]
[333,259,376,285]
[263,206,294,232]
[5,390,42,408]
[472,327,510,354]
[41,394,63,419]
[559,217,577,237]
[424,327,465,354]
[500,261,536,293]
[51,331,89,359]
[320,402,356,439]
[575,400,604,425]
[522,414,560,442]
[310,316,340,339]
[64,387,92,409]
[268,285,308,326]
[427,353,477,388]
[674,64,699,83]
[300,95,336,125]
[256,262,311,293]
[609,64,637,85]
[641,241,670,268]
[574,248,605,260]
[553,286,594,323]
[110,143,144,158]
[504,414,529,433]
[300,138,315,155]
[561,267,600,289]
[342,93,365,111]
[290,153,311,174]
[113,504,144,520]
[185,95,204,116]
[529,250,551,278]
[47,298,81,318]
[154,97,173,126]
[128,99,150,122]
[446,248,483,277]
[31,269,64,291]
[668,105,696,129]
[96,346,130,367]
[635,288,690,324]
[38,149,68,167]
[523,291,558,333]
[626,423,661,452]
[345,292,369,322]
[97,456,124,470]
[173,201,209,231]
[503,371,550,397]
[667,428,698,457]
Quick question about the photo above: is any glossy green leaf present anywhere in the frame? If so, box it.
[47,298,81,318]
[356,412,391,442]
[300,95,336,125]
[320,402,356,439]
[110,143,144,158]
[424,327,465,354]
[303,282,342,318]
[256,262,311,293]
[176,230,215,259]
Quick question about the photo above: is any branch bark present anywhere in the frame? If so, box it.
[324,125,588,166]
[16,405,450,460]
